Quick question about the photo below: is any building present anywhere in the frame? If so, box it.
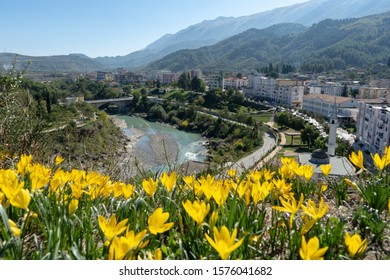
[206,75,224,90]
[357,86,389,101]
[355,101,390,155]
[224,77,249,89]
[302,93,358,120]
[245,76,304,107]
[161,72,180,84]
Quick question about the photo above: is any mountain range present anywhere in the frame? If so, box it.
[94,0,390,69]
[147,11,390,72]
[1,0,390,73]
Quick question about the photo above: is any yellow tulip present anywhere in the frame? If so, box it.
[68,199,79,215]
[320,164,332,177]
[160,171,176,192]
[251,181,271,204]
[211,181,230,206]
[148,208,174,235]
[55,155,64,165]
[9,188,31,210]
[227,169,237,179]
[98,214,128,245]
[349,150,365,170]
[122,183,134,199]
[371,153,387,171]
[108,229,148,260]
[16,154,33,175]
[8,219,21,237]
[205,226,244,260]
[147,248,163,260]
[142,178,158,197]
[344,178,359,191]
[272,193,304,227]
[345,232,367,257]
[182,200,210,225]
[300,236,328,260]
[301,198,328,221]
[29,164,52,191]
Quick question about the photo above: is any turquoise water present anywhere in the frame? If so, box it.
[117,115,207,164]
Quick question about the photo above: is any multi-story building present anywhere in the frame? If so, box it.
[244,76,304,107]
[357,86,389,100]
[302,93,358,119]
[161,72,180,84]
[206,75,224,90]
[308,82,344,96]
[356,102,390,155]
[224,77,249,89]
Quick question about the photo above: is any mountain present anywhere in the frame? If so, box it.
[0,53,104,73]
[95,0,390,69]
[146,12,390,72]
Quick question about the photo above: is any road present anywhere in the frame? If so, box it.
[230,131,277,173]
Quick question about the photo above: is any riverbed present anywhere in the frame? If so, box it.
[112,115,207,177]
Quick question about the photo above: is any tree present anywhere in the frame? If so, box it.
[301,124,320,150]
[190,76,205,92]
[387,57,390,68]
[178,72,191,90]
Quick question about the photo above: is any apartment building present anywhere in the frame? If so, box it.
[302,93,358,119]
[224,77,249,89]
[245,76,304,107]
[357,86,389,100]
[206,75,224,90]
[356,102,390,155]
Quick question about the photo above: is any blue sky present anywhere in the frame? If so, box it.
[1,0,308,58]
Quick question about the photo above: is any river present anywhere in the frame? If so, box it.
[116,115,207,174]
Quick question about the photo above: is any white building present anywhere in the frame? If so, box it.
[356,102,390,155]
[224,77,249,89]
[206,75,224,90]
[302,93,358,119]
[245,76,304,107]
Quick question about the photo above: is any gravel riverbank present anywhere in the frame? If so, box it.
[110,115,180,179]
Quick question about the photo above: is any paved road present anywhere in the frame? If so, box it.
[228,131,277,173]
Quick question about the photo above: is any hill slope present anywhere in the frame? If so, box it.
[0,53,104,73]
[146,12,390,72]
[95,0,390,69]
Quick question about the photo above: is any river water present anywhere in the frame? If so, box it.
[117,115,207,171]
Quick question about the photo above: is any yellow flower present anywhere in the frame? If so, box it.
[320,184,328,193]
[55,155,64,165]
[160,171,176,192]
[68,199,79,215]
[301,198,328,221]
[371,153,387,171]
[344,178,359,191]
[227,169,237,179]
[272,193,304,227]
[142,178,158,197]
[299,236,328,260]
[272,179,293,200]
[98,214,128,245]
[211,181,230,206]
[349,150,365,170]
[300,218,317,235]
[148,208,174,235]
[205,226,244,260]
[345,232,367,257]
[320,164,332,177]
[108,229,148,260]
[147,248,163,260]
[122,183,134,199]
[251,181,271,204]
[10,188,31,210]
[182,199,210,225]
[29,164,52,191]
[208,211,219,228]
[8,219,21,237]
[16,154,33,175]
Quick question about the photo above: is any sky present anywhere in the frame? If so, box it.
[1,0,309,58]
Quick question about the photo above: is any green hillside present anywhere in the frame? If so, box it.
[147,12,390,72]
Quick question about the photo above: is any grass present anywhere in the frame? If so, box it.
[252,112,274,123]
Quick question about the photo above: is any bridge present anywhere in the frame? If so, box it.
[85,96,164,111]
